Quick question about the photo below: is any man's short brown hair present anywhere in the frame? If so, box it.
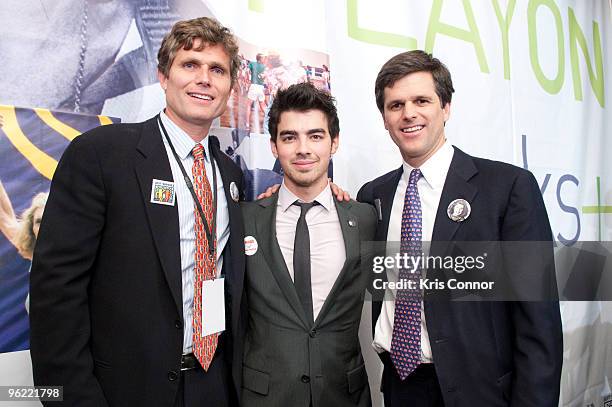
[375,50,454,113]
[157,17,240,84]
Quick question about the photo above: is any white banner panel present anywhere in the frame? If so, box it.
[0,1,610,406]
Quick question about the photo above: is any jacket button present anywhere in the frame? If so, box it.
[175,320,182,329]
[309,329,316,338]
[301,375,310,383]
[168,370,178,381]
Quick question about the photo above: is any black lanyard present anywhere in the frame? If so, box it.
[157,115,218,258]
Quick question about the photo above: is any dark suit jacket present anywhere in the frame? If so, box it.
[357,147,563,407]
[29,117,247,406]
[240,194,376,407]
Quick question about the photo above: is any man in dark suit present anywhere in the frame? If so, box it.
[357,50,562,406]
[29,17,246,406]
[241,83,376,407]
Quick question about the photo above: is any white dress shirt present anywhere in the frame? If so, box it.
[275,183,346,320]
[158,111,230,353]
[372,141,454,363]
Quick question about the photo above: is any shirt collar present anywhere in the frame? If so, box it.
[401,140,454,189]
[159,110,211,162]
[277,181,333,212]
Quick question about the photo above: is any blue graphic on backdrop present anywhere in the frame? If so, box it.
[0,105,118,353]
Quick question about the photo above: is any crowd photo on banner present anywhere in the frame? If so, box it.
[0,1,611,406]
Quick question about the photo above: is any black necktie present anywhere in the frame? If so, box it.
[293,201,318,325]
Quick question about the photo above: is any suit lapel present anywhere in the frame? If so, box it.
[134,118,182,315]
[432,147,479,242]
[209,135,241,210]
[314,198,360,325]
[373,167,403,241]
[367,168,402,334]
[255,195,310,329]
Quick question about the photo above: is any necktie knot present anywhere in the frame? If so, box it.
[192,143,205,162]
[409,168,422,186]
[293,201,318,218]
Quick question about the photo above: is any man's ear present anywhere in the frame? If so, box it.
[331,134,339,155]
[443,101,451,123]
[157,70,168,91]
[270,139,278,158]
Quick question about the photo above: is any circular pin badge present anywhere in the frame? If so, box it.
[230,181,240,202]
[447,199,471,222]
[348,219,357,227]
[244,235,258,256]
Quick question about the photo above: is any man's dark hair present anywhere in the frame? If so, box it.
[375,50,454,113]
[268,82,339,141]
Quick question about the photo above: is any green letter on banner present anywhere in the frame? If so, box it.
[568,8,604,107]
[492,0,516,80]
[425,0,489,73]
[528,0,564,94]
[346,0,418,50]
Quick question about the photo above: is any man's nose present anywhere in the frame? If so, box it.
[296,137,311,155]
[196,68,211,86]
[403,103,417,120]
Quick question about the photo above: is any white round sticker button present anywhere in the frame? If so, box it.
[244,236,258,256]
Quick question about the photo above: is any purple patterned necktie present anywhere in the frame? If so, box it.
[390,168,423,380]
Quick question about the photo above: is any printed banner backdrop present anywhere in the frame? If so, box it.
[0,107,118,351]
[0,1,610,406]
[0,107,117,406]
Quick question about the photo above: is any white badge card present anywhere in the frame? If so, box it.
[201,278,226,336]
[150,179,176,206]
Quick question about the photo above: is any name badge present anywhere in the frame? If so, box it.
[150,179,175,206]
[201,277,225,336]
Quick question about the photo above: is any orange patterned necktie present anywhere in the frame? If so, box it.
[191,143,218,371]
